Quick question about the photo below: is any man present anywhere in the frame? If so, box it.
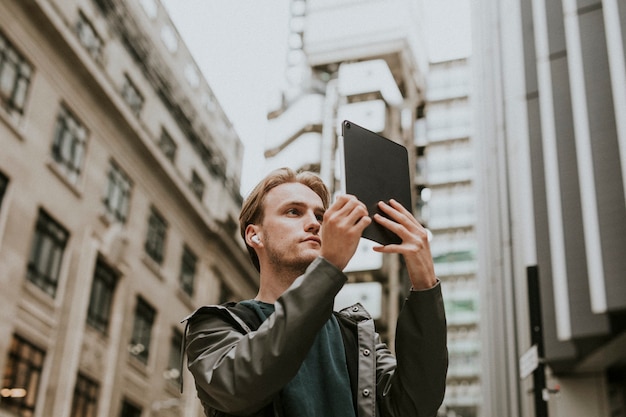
[183,168,447,417]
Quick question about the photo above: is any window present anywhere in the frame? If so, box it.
[119,399,142,417]
[75,12,102,61]
[144,208,167,264]
[103,162,132,223]
[166,329,183,384]
[158,129,177,162]
[51,105,88,185]
[121,75,143,116]
[86,260,117,334]
[433,250,476,264]
[1,334,46,417]
[70,373,99,417]
[161,25,178,53]
[129,297,155,364]
[0,31,32,114]
[0,171,8,210]
[179,246,197,297]
[189,170,204,200]
[184,64,199,88]
[26,210,69,298]
[139,0,158,19]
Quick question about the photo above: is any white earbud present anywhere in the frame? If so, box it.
[251,235,260,244]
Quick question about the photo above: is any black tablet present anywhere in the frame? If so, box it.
[340,120,413,245]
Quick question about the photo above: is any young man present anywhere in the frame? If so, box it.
[184,168,447,417]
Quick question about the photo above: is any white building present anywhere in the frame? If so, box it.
[424,58,481,417]
[264,4,488,416]
[264,0,430,347]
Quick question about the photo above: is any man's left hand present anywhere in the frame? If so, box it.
[371,199,437,290]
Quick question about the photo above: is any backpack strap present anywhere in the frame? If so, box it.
[179,302,260,394]
[219,302,280,417]
[181,302,278,416]
[221,301,265,332]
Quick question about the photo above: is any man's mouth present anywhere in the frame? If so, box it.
[303,236,321,245]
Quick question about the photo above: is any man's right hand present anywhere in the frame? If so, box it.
[320,194,371,270]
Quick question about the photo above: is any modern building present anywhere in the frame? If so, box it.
[0,1,257,416]
[264,4,487,415]
[263,0,431,347]
[423,58,482,417]
[472,0,626,416]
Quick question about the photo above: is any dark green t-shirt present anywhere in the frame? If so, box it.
[240,300,356,417]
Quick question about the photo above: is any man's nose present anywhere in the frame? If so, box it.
[304,211,321,232]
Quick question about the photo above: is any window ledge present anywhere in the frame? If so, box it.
[142,254,166,281]
[46,161,83,198]
[0,105,26,141]
[176,288,195,311]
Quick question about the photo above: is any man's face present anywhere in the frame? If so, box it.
[257,182,325,272]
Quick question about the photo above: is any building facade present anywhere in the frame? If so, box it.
[472,0,626,416]
[263,0,430,349]
[264,4,487,416]
[423,58,482,417]
[0,1,257,416]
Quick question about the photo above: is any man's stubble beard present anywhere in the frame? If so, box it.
[265,237,315,280]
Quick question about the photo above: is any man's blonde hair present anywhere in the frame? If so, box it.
[239,168,330,271]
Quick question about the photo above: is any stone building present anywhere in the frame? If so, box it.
[0,1,257,416]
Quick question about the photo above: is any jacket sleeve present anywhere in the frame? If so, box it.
[377,282,448,417]
[185,257,346,415]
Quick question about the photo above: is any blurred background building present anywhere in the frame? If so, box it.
[424,58,481,416]
[0,0,257,416]
[262,1,482,416]
[264,0,429,348]
[473,0,626,416]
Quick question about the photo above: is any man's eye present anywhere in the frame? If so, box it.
[316,214,324,222]
[286,208,300,215]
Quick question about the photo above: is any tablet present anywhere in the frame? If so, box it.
[340,120,413,245]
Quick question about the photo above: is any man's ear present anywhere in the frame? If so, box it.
[245,224,261,247]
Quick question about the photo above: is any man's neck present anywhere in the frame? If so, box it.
[254,266,306,304]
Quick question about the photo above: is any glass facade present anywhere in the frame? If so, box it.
[424,58,481,417]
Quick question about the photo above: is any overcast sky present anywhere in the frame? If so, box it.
[161,0,471,194]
